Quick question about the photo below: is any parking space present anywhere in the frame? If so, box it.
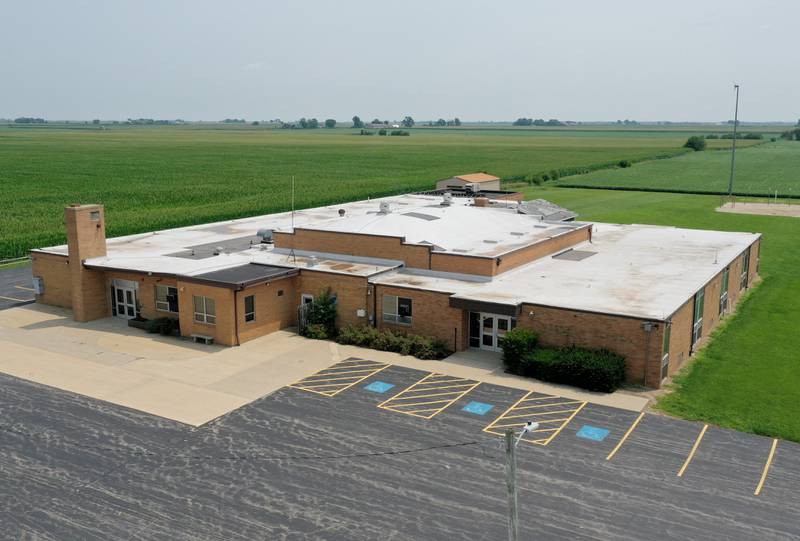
[0,264,34,310]
[3,356,799,540]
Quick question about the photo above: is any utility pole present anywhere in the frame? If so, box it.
[505,429,519,541]
[727,84,740,197]
[504,421,538,541]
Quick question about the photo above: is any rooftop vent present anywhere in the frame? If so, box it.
[308,255,319,267]
[213,246,225,255]
[257,228,274,244]
[441,192,453,206]
[338,209,346,217]
[482,239,499,244]
[403,212,439,221]
[510,231,525,236]
[378,201,392,214]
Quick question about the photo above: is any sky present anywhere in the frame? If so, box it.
[1,0,798,122]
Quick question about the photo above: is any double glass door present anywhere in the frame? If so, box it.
[470,312,515,352]
[113,285,137,319]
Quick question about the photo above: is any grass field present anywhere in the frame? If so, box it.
[0,125,739,258]
[519,186,800,442]
[560,140,800,195]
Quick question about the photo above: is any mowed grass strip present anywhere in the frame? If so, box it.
[519,186,800,442]
[559,140,800,195]
[0,125,697,258]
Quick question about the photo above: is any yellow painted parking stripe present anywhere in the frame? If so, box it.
[501,408,580,420]
[677,424,709,477]
[0,295,32,302]
[288,360,389,397]
[606,412,645,461]
[539,402,587,445]
[754,439,779,496]
[378,372,480,419]
[14,285,35,291]
[507,400,584,411]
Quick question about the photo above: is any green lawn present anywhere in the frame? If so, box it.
[520,186,800,442]
[560,140,800,196]
[0,125,716,258]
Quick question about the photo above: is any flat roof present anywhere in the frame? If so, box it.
[186,264,298,288]
[371,223,760,321]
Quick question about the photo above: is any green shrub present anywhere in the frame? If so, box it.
[618,159,631,168]
[684,136,707,151]
[336,325,450,360]
[499,328,539,374]
[520,346,626,393]
[301,288,337,338]
[303,323,329,340]
[549,169,560,181]
[705,134,719,139]
[145,317,178,335]
[390,130,410,136]
[378,129,387,136]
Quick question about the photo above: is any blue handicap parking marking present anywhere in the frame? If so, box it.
[576,425,610,442]
[462,401,494,416]
[364,381,395,393]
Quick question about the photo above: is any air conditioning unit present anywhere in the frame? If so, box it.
[441,192,453,206]
[378,201,392,214]
[257,228,274,243]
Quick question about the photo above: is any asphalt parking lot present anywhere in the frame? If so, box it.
[2,357,799,540]
[0,264,34,310]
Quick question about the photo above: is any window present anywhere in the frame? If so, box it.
[692,290,704,347]
[301,294,314,305]
[740,247,750,290]
[244,295,255,323]
[382,294,412,325]
[155,285,178,313]
[193,295,216,324]
[90,210,100,221]
[719,267,729,315]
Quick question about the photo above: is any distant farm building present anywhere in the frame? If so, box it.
[436,172,501,191]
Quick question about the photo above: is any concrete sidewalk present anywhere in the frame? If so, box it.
[0,304,648,426]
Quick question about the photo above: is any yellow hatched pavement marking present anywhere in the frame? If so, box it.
[754,438,779,496]
[288,359,390,397]
[483,391,587,446]
[377,372,480,419]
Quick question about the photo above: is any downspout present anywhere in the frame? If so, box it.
[642,321,654,387]
[233,288,241,346]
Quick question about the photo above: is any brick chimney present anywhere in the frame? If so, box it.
[65,204,108,322]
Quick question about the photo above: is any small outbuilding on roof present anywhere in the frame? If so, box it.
[436,172,501,191]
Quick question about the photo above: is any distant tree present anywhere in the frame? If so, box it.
[545,119,564,126]
[307,118,319,129]
[14,117,46,124]
[453,117,461,126]
[352,115,364,128]
[251,121,260,126]
[402,116,414,128]
[436,118,447,126]
[92,119,100,125]
[298,117,308,129]
[378,128,387,135]
[513,118,533,126]
[371,118,381,125]
[324,118,336,128]
[684,135,707,151]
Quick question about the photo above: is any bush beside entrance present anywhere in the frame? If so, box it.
[500,327,626,393]
[336,325,451,360]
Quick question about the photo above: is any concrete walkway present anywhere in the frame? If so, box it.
[0,304,648,426]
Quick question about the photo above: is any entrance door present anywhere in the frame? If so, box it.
[479,313,514,352]
[113,285,137,319]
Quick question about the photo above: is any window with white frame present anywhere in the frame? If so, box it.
[382,294,412,325]
[244,295,255,323]
[155,285,178,313]
[740,247,750,290]
[691,290,704,347]
[719,267,729,315]
[193,295,216,324]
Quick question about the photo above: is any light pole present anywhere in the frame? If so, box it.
[727,84,740,197]
[505,421,539,541]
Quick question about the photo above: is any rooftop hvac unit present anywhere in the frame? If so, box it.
[441,192,453,206]
[378,201,392,214]
[308,255,318,267]
[257,228,274,243]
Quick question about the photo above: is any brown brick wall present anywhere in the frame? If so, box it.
[65,205,108,322]
[31,252,72,308]
[375,285,465,352]
[494,226,592,275]
[666,298,694,376]
[297,270,371,329]
[104,271,179,320]
[430,253,495,275]
[236,278,298,343]
[516,305,665,386]
[275,229,431,269]
[176,281,237,346]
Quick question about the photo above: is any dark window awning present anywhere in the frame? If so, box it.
[184,263,297,289]
[449,297,521,317]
